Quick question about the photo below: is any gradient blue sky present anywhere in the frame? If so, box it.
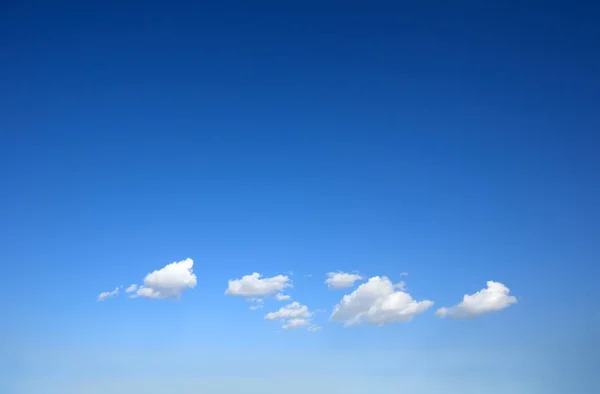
[1,1,599,393]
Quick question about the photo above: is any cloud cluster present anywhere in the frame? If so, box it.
[97,258,517,329]
[436,281,517,319]
[330,276,434,326]
[325,272,363,289]
[225,273,291,297]
[225,273,314,330]
[265,302,314,330]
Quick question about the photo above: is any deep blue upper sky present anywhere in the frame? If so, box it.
[1,1,599,393]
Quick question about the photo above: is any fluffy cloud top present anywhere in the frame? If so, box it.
[225,273,291,297]
[97,287,119,302]
[330,276,433,326]
[134,258,197,299]
[325,272,363,289]
[436,281,517,319]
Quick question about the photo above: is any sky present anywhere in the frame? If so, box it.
[1,1,599,393]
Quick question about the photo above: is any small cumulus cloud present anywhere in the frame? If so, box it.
[266,302,312,320]
[125,284,138,293]
[97,287,119,302]
[225,273,291,297]
[275,293,291,301]
[325,271,364,289]
[265,302,314,330]
[330,276,433,326]
[133,258,197,299]
[435,281,517,319]
[283,318,310,329]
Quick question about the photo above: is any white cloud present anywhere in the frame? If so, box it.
[125,284,138,293]
[282,318,309,329]
[265,302,315,329]
[275,293,291,301]
[325,271,363,289]
[400,272,409,277]
[265,302,312,320]
[134,258,197,299]
[249,304,263,310]
[435,281,517,319]
[308,324,321,332]
[330,276,433,326]
[97,287,119,302]
[225,273,291,297]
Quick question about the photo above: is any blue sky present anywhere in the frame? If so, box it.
[1,1,599,393]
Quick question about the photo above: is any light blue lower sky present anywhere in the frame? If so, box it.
[4,309,597,394]
[7,343,595,394]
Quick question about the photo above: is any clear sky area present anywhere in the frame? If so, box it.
[1,1,598,393]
